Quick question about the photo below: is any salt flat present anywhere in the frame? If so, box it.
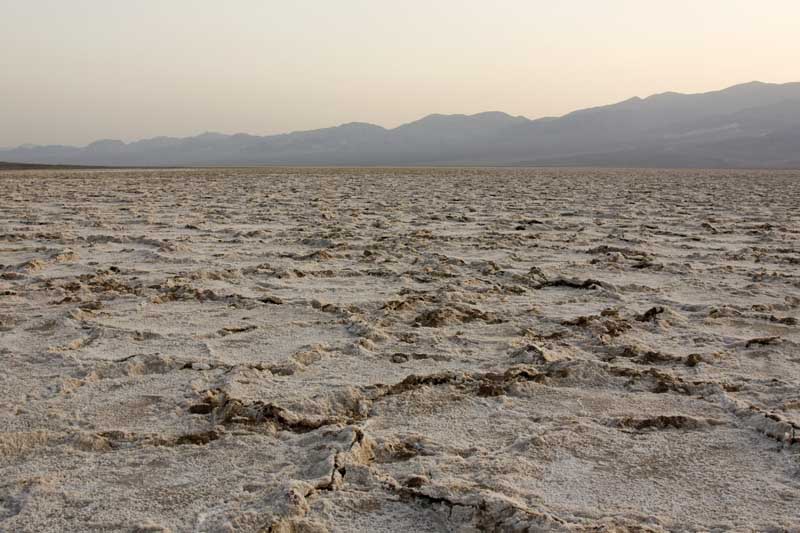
[1,167,799,532]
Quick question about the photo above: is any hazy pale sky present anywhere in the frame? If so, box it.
[2,0,799,147]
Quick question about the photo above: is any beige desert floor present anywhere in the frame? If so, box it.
[1,167,799,532]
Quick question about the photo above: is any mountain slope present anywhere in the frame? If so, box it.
[3,81,800,168]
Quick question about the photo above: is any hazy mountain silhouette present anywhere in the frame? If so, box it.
[4,81,800,168]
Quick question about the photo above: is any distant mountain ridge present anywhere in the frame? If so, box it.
[4,81,800,168]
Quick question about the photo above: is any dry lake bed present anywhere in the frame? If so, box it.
[1,167,799,532]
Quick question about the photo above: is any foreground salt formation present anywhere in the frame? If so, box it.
[1,167,798,532]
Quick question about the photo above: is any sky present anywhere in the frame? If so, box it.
[1,0,799,147]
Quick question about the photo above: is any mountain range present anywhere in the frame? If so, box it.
[4,81,800,168]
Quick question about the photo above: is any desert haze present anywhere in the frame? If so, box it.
[1,167,799,531]
[4,81,800,169]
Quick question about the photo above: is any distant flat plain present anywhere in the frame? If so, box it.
[1,167,799,532]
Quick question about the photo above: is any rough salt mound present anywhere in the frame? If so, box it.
[1,167,799,532]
